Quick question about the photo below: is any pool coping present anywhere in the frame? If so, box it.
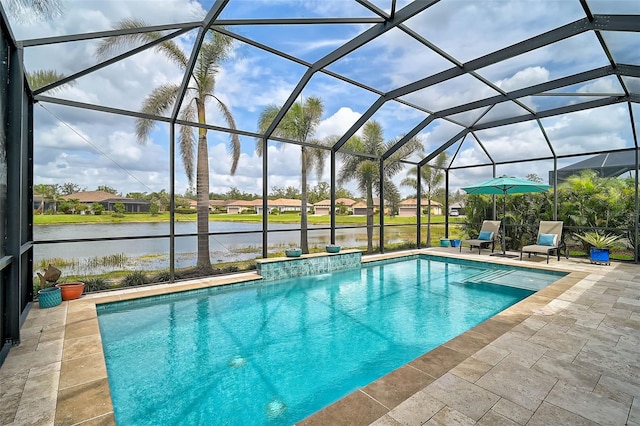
[1,248,633,425]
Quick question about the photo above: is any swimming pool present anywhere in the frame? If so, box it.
[97,255,565,425]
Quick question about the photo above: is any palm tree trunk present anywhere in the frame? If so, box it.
[366,185,374,253]
[300,146,309,254]
[196,100,212,271]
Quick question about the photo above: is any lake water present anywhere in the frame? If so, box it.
[33,221,418,275]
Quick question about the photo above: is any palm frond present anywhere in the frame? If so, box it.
[178,103,196,185]
[256,105,282,156]
[135,83,181,141]
[95,18,188,68]
[26,69,74,92]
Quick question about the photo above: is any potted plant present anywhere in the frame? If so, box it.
[36,264,85,302]
[56,282,85,300]
[285,247,302,257]
[574,231,621,265]
[325,244,341,253]
[36,264,62,308]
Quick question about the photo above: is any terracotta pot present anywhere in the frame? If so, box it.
[56,282,85,301]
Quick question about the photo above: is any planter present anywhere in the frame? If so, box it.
[38,287,62,309]
[589,248,610,265]
[450,239,461,248]
[56,282,85,300]
[325,245,341,253]
[440,238,450,248]
[285,248,302,258]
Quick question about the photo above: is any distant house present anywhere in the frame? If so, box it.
[269,198,302,214]
[313,198,357,215]
[351,198,389,216]
[351,201,368,216]
[449,202,464,216]
[209,200,228,212]
[398,198,442,217]
[32,193,57,212]
[188,199,229,211]
[61,191,151,213]
[226,199,262,214]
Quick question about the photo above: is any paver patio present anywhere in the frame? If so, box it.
[1,248,638,425]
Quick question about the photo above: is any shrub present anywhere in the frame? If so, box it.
[112,202,126,217]
[120,271,149,287]
[152,271,172,283]
[92,203,105,215]
[83,277,111,292]
[149,203,159,216]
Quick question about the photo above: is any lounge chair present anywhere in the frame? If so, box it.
[520,220,566,263]
[460,220,501,254]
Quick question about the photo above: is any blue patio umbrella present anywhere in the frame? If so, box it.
[462,176,550,254]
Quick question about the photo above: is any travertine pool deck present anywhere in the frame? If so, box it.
[1,248,639,425]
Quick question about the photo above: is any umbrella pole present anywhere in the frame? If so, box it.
[503,192,507,254]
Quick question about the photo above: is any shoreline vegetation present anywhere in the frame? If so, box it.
[34,212,464,226]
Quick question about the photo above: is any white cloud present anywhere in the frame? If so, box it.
[315,107,362,140]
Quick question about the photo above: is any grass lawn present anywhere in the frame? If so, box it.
[34,212,467,226]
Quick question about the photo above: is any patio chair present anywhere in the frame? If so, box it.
[460,220,501,254]
[520,220,566,263]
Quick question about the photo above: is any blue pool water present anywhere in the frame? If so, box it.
[97,256,564,425]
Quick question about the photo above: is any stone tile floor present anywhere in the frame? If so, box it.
[1,249,639,425]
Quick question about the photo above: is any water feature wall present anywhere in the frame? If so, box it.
[256,249,361,281]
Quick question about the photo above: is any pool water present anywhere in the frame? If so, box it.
[97,256,563,425]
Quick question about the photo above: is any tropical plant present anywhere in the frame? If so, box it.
[401,152,447,246]
[33,183,60,214]
[574,231,621,250]
[557,170,626,229]
[91,202,104,215]
[338,121,422,253]
[257,96,327,254]
[96,19,240,272]
[112,202,126,217]
[83,277,111,292]
[120,271,149,287]
[26,70,75,93]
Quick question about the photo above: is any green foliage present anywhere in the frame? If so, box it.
[97,185,118,194]
[175,208,197,214]
[574,231,621,250]
[83,277,111,292]
[58,200,74,214]
[113,202,126,214]
[557,170,628,229]
[270,185,301,199]
[85,253,128,269]
[120,271,149,287]
[92,203,105,215]
[152,271,172,283]
[149,203,159,216]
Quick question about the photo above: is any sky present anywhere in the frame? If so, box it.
[5,0,640,199]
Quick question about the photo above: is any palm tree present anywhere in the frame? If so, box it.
[257,96,327,254]
[97,19,240,272]
[338,121,422,253]
[7,0,62,21]
[400,152,448,246]
[33,183,59,214]
[26,70,69,92]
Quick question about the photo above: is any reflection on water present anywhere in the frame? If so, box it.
[34,221,417,276]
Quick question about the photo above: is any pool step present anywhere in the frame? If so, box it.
[465,269,514,285]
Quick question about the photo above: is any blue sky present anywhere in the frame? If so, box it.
[7,0,640,197]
